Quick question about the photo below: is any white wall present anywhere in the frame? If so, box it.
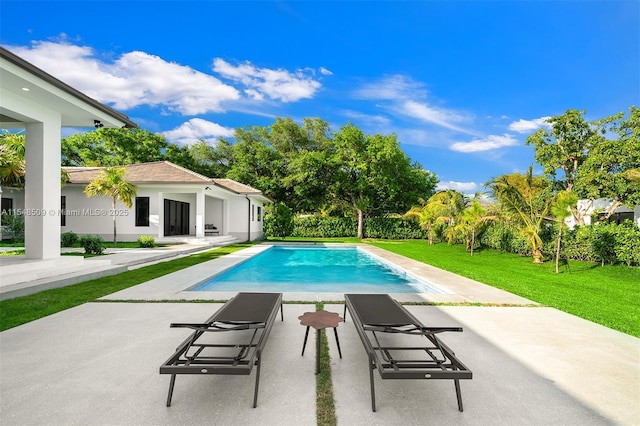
[4,184,267,243]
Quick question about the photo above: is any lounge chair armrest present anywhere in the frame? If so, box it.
[170,323,211,330]
[418,326,463,334]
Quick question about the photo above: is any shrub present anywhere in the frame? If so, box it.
[137,235,155,248]
[614,221,640,266]
[60,231,78,247]
[79,235,104,255]
[1,214,24,242]
[292,216,357,238]
[364,218,428,239]
[264,202,294,238]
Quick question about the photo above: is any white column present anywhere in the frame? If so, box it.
[24,119,61,259]
[195,190,205,237]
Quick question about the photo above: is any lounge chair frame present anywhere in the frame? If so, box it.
[160,292,283,408]
[344,293,472,412]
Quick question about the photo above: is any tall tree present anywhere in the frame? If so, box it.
[488,167,554,264]
[574,106,640,220]
[62,127,167,166]
[83,167,137,244]
[526,109,597,225]
[330,123,437,238]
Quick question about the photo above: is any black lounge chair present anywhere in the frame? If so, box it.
[344,293,472,412]
[160,292,283,408]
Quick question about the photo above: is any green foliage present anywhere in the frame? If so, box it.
[364,217,428,239]
[291,216,358,238]
[79,235,104,255]
[613,221,640,266]
[60,231,79,247]
[62,128,167,166]
[137,235,155,248]
[1,213,24,242]
[83,167,137,244]
[264,202,294,238]
[0,130,26,188]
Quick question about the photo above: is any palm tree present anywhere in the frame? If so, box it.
[0,131,26,188]
[460,200,497,255]
[551,191,578,273]
[403,197,446,244]
[83,167,136,244]
[488,166,553,264]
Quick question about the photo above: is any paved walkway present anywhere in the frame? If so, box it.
[1,243,639,425]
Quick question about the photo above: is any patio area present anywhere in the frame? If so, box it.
[0,244,638,425]
[0,302,638,424]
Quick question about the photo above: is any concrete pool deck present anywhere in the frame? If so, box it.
[1,242,639,424]
[1,302,638,425]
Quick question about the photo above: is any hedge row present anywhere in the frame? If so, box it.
[480,220,640,266]
[274,215,640,266]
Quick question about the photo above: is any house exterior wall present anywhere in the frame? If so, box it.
[2,183,267,243]
[566,198,640,229]
[225,196,266,241]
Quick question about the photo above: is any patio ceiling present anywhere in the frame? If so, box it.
[0,46,136,129]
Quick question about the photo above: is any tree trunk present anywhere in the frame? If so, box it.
[112,198,117,245]
[357,209,364,239]
[470,230,475,256]
[554,228,562,273]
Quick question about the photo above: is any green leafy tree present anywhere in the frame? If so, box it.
[264,202,294,238]
[83,167,137,244]
[488,167,554,264]
[526,109,597,225]
[574,106,640,220]
[330,123,436,238]
[62,127,167,166]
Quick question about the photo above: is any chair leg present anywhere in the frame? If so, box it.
[166,374,176,407]
[333,327,342,359]
[253,350,262,408]
[280,303,284,321]
[369,352,376,412]
[301,326,310,356]
[454,379,463,412]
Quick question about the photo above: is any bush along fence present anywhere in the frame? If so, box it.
[266,214,640,267]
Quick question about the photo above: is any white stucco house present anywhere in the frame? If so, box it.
[1,161,271,242]
[565,198,640,229]
[1,46,137,258]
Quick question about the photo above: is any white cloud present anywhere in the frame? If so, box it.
[342,109,390,126]
[162,118,234,146]
[212,58,322,102]
[319,67,333,75]
[508,117,551,133]
[436,181,479,193]
[9,41,240,115]
[352,75,473,133]
[450,134,519,153]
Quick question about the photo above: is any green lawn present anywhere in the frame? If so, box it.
[369,240,640,337]
[0,243,255,331]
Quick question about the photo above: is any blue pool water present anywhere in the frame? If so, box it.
[191,246,444,293]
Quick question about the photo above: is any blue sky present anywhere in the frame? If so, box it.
[1,1,638,194]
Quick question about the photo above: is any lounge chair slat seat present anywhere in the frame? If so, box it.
[160,292,283,408]
[344,293,472,412]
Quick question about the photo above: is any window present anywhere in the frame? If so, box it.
[135,197,150,226]
[257,206,262,222]
[60,196,66,226]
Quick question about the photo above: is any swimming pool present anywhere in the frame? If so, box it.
[191,245,445,294]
